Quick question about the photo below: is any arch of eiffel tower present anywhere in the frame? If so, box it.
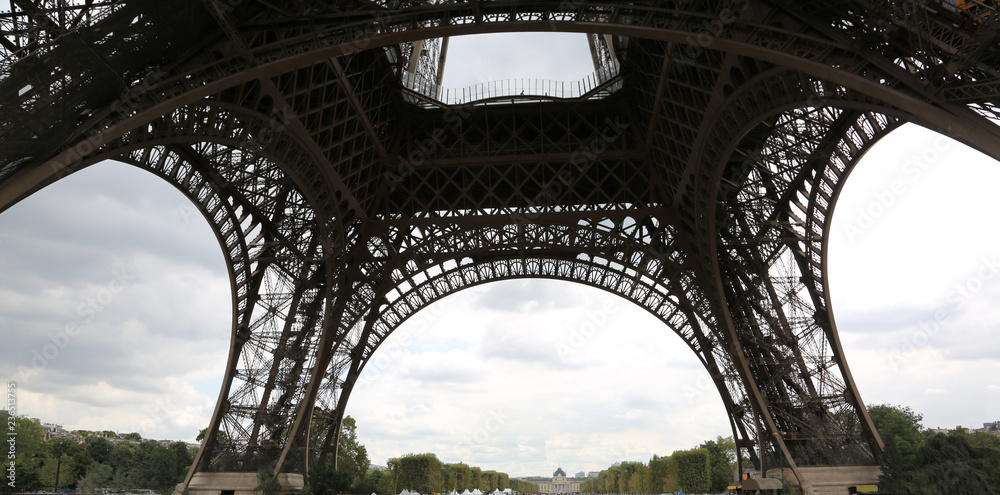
[4,1,1000,493]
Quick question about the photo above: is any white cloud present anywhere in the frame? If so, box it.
[829,123,1000,433]
[0,161,230,443]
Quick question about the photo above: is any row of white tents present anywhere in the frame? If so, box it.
[395,489,514,495]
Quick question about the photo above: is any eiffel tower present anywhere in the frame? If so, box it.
[4,1,1000,493]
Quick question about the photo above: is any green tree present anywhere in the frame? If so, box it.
[497,472,508,491]
[699,436,736,492]
[373,468,396,495]
[674,449,710,493]
[441,464,456,492]
[109,441,137,477]
[870,404,924,459]
[648,454,677,493]
[64,437,93,486]
[444,463,470,491]
[140,443,187,491]
[255,467,282,495]
[481,470,497,491]
[623,463,648,493]
[916,431,1000,494]
[85,436,114,466]
[338,416,371,488]
[618,462,641,493]
[469,467,482,492]
[969,431,1000,451]
[41,438,79,491]
[607,466,622,493]
[510,478,537,493]
[362,469,389,495]
[871,404,1000,494]
[389,453,443,494]
[78,463,114,493]
[309,461,353,495]
[1,417,46,495]
[870,403,925,492]
[169,441,194,473]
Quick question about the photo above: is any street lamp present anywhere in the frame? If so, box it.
[52,441,67,492]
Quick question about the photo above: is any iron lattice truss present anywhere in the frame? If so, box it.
[4,0,1000,485]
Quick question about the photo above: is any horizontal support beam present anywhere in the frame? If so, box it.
[369,206,677,229]
[396,149,645,169]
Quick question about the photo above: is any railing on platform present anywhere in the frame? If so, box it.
[931,0,1000,23]
[401,61,622,107]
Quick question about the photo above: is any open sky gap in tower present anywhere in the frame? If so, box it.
[440,33,596,87]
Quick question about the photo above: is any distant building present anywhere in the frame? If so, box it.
[531,468,585,494]
[975,421,1000,435]
[42,422,70,441]
[586,472,598,479]
[929,421,1000,436]
[575,472,585,479]
[5,414,196,447]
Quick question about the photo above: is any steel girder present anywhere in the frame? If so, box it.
[117,139,330,475]
[5,0,1000,486]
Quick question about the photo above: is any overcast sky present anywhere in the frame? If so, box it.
[1,32,999,478]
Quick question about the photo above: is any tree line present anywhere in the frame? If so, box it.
[578,405,1000,495]
[286,419,539,495]
[15,405,992,495]
[2,416,196,495]
[870,403,1000,494]
[363,453,539,495]
[579,436,737,494]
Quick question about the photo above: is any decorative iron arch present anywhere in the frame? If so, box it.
[332,258,753,458]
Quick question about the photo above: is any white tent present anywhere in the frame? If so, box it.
[461,490,472,495]
[471,489,483,495]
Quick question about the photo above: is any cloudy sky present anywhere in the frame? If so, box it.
[1,32,999,478]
